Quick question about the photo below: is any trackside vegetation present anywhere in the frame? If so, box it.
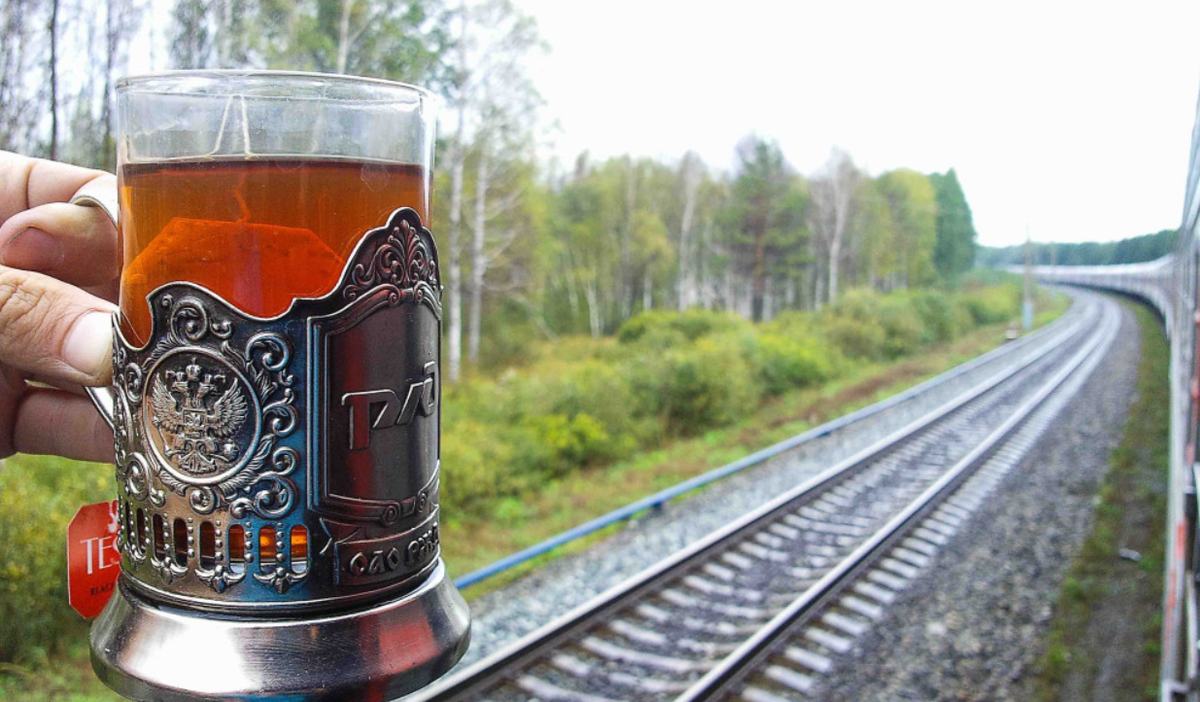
[1030,302,1168,702]
[439,281,1031,518]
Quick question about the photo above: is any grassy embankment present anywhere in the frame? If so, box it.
[1029,301,1169,701]
[0,280,1066,701]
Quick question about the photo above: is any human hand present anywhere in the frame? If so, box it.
[0,151,119,462]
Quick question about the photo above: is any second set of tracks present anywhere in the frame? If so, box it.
[413,292,1122,702]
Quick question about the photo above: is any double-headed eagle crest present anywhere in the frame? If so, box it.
[150,359,249,477]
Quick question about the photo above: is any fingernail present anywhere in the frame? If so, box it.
[64,311,112,377]
[1,228,65,271]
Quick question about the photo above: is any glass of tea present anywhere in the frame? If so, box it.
[117,72,433,346]
[78,71,469,701]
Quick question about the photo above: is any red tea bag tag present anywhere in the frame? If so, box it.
[67,500,121,618]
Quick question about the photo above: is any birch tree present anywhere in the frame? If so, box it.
[675,151,703,311]
[100,0,141,170]
[169,0,213,68]
[0,0,39,154]
[809,149,859,305]
[47,0,60,159]
[254,0,450,80]
[442,5,469,380]
[851,177,895,290]
[442,0,542,374]
[63,5,105,167]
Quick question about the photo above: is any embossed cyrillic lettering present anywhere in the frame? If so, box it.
[341,361,438,450]
[405,523,439,567]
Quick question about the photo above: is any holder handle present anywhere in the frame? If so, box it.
[70,184,120,431]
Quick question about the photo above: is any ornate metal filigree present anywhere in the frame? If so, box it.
[344,213,442,318]
[254,563,308,594]
[114,295,299,519]
[112,370,166,507]
[124,515,148,566]
[149,553,189,585]
[106,207,445,608]
[196,563,246,593]
[229,447,299,520]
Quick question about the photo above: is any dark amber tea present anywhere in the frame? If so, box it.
[117,157,428,346]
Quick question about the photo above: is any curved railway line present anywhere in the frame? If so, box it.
[412,291,1121,702]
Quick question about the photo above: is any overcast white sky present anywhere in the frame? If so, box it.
[124,1,1200,247]
[512,0,1200,247]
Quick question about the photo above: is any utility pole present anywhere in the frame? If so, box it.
[1023,227,1034,331]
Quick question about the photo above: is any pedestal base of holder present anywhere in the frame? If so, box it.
[90,561,470,701]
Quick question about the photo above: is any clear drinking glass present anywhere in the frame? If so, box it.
[115,71,434,345]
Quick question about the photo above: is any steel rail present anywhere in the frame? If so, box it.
[673,295,1119,702]
[411,297,1103,702]
[453,299,1088,590]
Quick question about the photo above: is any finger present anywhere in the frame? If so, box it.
[84,278,120,305]
[0,265,115,386]
[0,202,120,287]
[27,374,88,397]
[0,151,114,222]
[12,387,114,463]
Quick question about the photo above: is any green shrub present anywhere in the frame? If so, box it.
[617,310,681,343]
[634,333,761,435]
[763,309,817,336]
[670,309,750,341]
[824,291,925,360]
[440,419,516,512]
[474,301,542,371]
[910,290,961,343]
[522,413,614,477]
[492,497,532,527]
[618,324,688,352]
[963,285,1021,325]
[757,333,837,395]
[877,296,925,359]
[829,288,883,323]
[617,308,747,344]
[958,268,1022,288]
[0,456,112,664]
[823,313,887,360]
[546,361,649,450]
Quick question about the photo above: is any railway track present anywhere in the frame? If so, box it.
[413,293,1119,702]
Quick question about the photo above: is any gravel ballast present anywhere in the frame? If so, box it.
[811,299,1140,701]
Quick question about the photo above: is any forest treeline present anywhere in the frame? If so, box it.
[2,0,979,380]
[978,228,1178,268]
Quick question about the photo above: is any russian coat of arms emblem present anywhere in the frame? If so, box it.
[148,357,252,479]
